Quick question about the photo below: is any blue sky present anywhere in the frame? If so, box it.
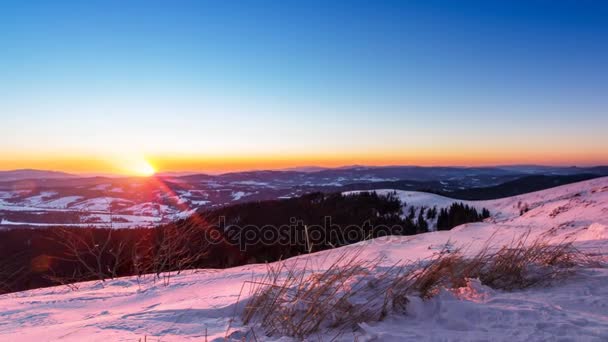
[1,1,607,173]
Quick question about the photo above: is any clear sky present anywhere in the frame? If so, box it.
[1,0,607,175]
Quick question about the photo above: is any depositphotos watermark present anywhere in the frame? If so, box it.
[203,216,409,251]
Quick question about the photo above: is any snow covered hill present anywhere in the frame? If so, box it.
[2,167,604,229]
[1,178,607,341]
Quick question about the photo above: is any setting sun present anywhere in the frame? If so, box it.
[131,159,156,177]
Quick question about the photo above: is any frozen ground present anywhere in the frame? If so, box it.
[1,178,607,341]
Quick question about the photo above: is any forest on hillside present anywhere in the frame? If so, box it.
[0,191,489,294]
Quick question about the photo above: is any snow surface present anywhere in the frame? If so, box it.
[91,184,111,191]
[38,196,84,209]
[231,181,271,187]
[71,197,134,211]
[190,200,211,206]
[1,178,608,341]
[231,191,250,201]
[23,191,58,206]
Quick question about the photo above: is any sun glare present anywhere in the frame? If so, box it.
[132,160,156,177]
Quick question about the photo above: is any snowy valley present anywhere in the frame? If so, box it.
[1,166,604,229]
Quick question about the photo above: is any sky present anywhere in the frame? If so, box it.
[1,0,607,175]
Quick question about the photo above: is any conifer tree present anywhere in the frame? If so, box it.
[416,211,429,233]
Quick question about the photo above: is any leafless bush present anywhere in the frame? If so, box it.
[50,227,130,284]
[44,217,211,288]
[45,204,132,286]
[0,251,29,293]
[147,221,210,285]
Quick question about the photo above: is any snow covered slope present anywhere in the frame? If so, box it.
[1,178,607,341]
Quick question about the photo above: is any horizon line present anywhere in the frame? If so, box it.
[1,163,606,178]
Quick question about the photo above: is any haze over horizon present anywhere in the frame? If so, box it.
[2,1,607,175]
[1,163,607,179]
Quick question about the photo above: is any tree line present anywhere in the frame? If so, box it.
[0,191,490,294]
[436,203,491,231]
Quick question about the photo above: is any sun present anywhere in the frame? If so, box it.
[132,159,156,177]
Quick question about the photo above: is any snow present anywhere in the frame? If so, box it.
[231,191,250,201]
[0,219,98,228]
[71,197,134,211]
[345,190,485,231]
[190,200,211,206]
[0,194,85,212]
[0,216,159,229]
[320,182,343,186]
[366,190,463,210]
[89,184,124,193]
[122,203,166,217]
[356,176,398,182]
[359,271,608,341]
[0,191,17,199]
[23,191,58,206]
[1,177,608,341]
[91,184,111,191]
[39,196,84,209]
[231,180,271,187]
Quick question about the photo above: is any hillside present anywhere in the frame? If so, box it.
[441,174,602,200]
[1,167,605,229]
[0,177,607,341]
[0,169,77,182]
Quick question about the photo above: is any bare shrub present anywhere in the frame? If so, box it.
[49,227,131,284]
[148,221,210,285]
[44,217,211,288]
[0,251,29,293]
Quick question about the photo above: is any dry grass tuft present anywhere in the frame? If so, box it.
[407,233,596,296]
[241,249,396,339]
[240,234,600,339]
[475,235,589,290]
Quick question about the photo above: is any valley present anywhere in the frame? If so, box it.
[0,166,604,229]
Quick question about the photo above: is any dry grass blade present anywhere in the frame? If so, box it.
[239,233,602,339]
[241,248,391,339]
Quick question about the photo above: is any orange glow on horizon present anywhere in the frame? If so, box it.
[0,148,606,175]
[129,159,156,177]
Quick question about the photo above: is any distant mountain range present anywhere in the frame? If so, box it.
[2,165,607,182]
[0,169,77,182]
[1,165,607,229]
